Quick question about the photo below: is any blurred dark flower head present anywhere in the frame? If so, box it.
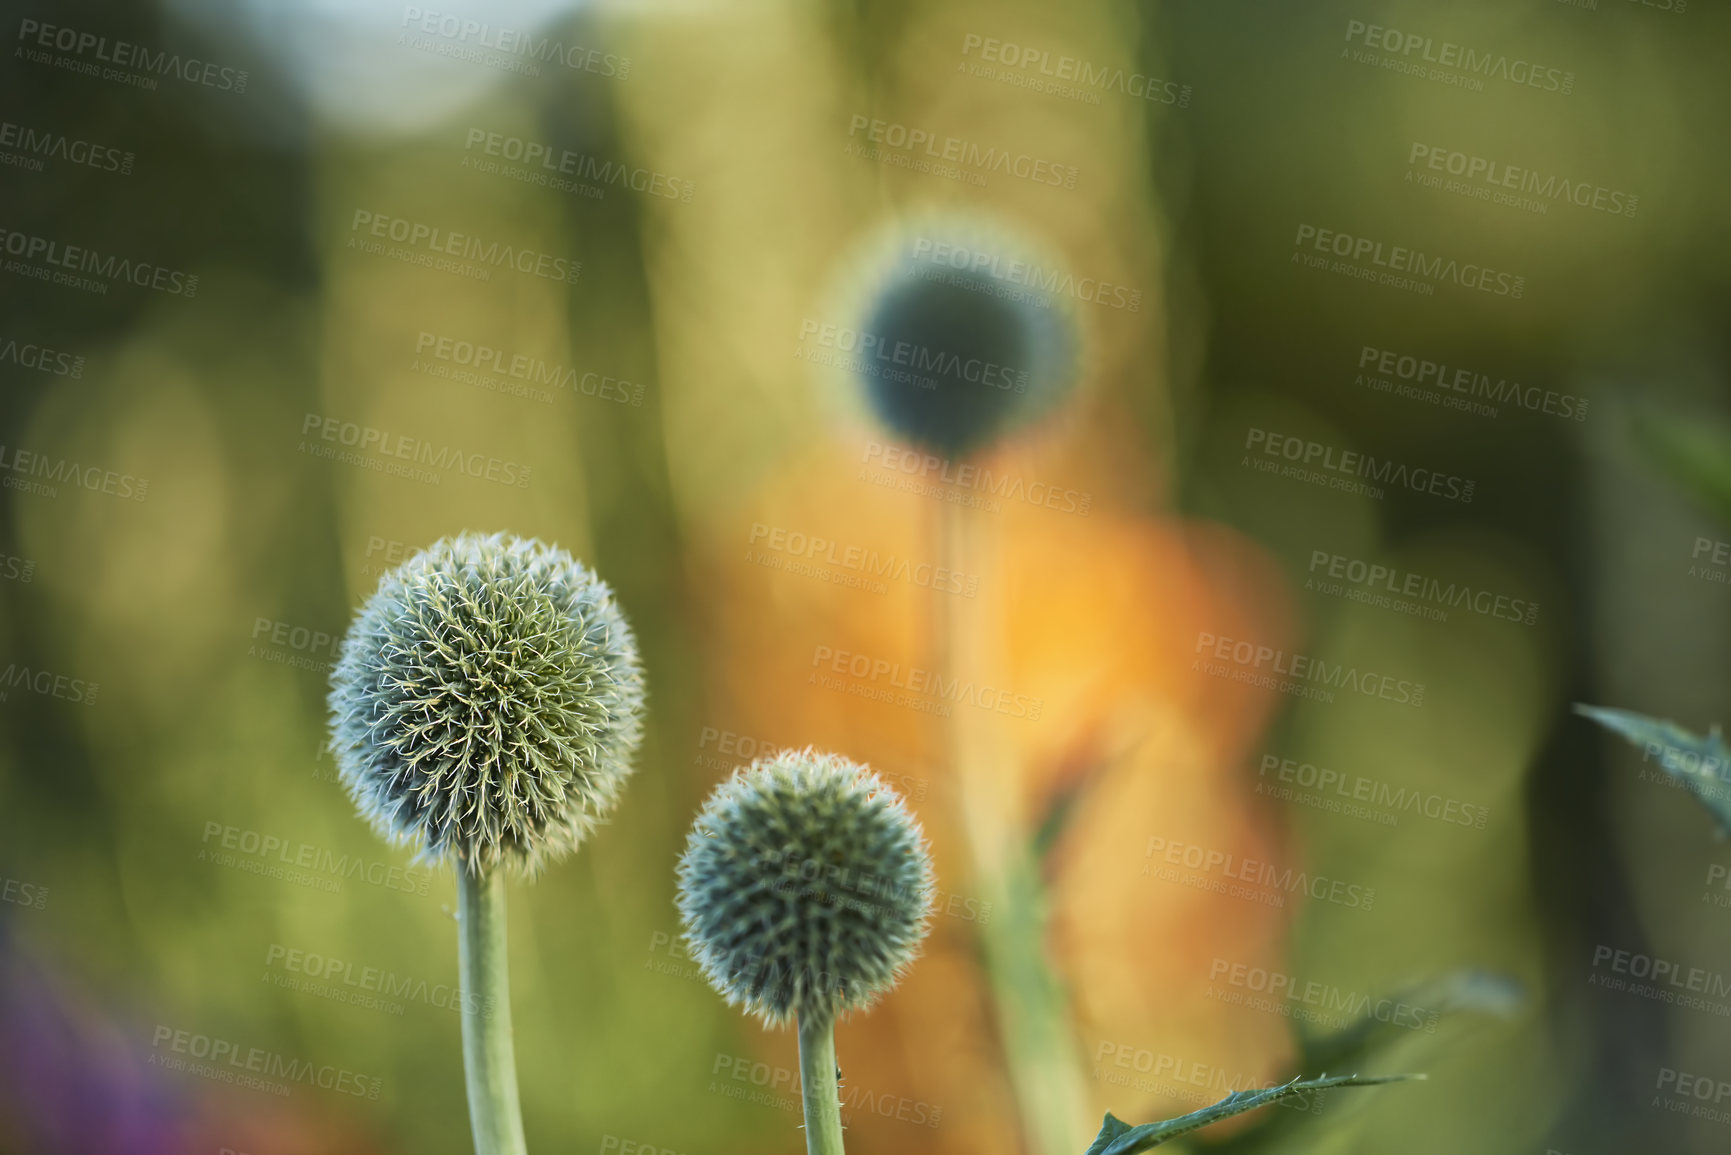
[840,216,1078,459]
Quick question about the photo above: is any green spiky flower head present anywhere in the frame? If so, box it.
[676,749,934,1026]
[328,532,645,876]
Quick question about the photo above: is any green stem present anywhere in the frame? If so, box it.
[797,1012,846,1155]
[980,854,1087,1155]
[457,863,528,1155]
[936,499,1088,1155]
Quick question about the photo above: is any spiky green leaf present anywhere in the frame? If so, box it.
[1575,704,1731,835]
[1084,1073,1418,1154]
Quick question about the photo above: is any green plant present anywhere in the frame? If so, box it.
[329,532,645,1155]
[1083,969,1519,1154]
[1575,704,1731,833]
[1085,1073,1419,1154]
[676,749,934,1155]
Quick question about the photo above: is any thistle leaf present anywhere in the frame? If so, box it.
[1083,1074,1418,1154]
[1574,704,1731,836]
[1084,1112,1137,1155]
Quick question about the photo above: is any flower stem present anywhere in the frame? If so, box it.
[797,1012,846,1155]
[457,863,528,1155]
[935,500,1088,1155]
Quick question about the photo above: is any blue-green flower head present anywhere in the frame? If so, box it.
[327,532,645,877]
[676,749,934,1026]
[833,215,1078,459]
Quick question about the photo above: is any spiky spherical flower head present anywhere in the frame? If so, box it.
[838,218,1077,459]
[676,749,934,1026]
[328,532,645,877]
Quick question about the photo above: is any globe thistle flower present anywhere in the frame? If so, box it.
[678,749,933,1155]
[328,532,645,877]
[816,215,1078,459]
[676,748,934,1026]
[328,532,645,1155]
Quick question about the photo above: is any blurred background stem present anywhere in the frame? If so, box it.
[938,500,1089,1154]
